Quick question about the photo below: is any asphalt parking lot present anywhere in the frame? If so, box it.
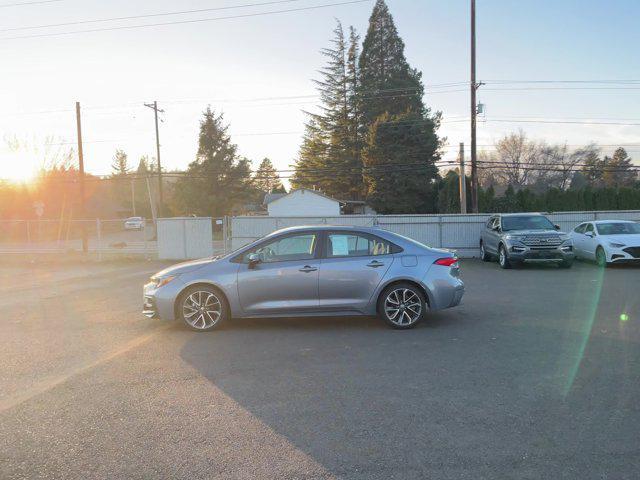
[1,259,639,479]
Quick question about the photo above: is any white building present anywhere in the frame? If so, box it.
[265,189,342,217]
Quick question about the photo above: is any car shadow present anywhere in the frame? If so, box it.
[178,310,464,478]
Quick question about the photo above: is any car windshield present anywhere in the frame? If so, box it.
[596,222,640,235]
[501,216,556,232]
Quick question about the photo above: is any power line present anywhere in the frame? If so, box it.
[0,0,307,32]
[0,0,374,40]
[483,79,640,85]
[0,0,61,7]
[485,118,640,126]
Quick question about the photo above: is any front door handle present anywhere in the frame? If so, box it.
[367,261,385,268]
[299,266,318,273]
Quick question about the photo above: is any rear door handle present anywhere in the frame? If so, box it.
[367,261,385,268]
[299,266,318,273]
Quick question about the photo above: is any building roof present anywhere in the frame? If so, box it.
[267,189,343,207]
[263,193,287,206]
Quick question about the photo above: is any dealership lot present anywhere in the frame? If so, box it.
[1,260,639,479]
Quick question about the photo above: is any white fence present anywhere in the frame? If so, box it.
[230,210,640,258]
[157,217,215,260]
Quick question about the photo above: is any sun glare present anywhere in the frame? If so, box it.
[0,152,38,183]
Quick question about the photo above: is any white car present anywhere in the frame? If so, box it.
[124,217,144,230]
[570,220,640,266]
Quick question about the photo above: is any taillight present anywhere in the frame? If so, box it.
[434,257,459,267]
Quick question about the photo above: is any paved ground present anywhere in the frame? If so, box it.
[1,259,639,479]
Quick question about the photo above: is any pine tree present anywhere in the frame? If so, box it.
[254,158,284,193]
[358,0,425,123]
[363,112,440,213]
[292,21,363,199]
[359,0,441,212]
[111,149,129,176]
[174,108,253,216]
[603,147,636,187]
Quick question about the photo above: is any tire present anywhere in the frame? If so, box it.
[378,283,426,330]
[498,244,512,269]
[480,242,491,262]
[559,260,574,269]
[595,247,608,268]
[178,285,228,332]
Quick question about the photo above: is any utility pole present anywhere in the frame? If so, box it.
[459,143,467,214]
[130,179,136,216]
[144,101,164,217]
[75,102,88,253]
[470,0,479,213]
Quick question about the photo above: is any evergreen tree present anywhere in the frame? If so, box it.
[111,149,129,176]
[363,112,439,213]
[603,148,636,188]
[254,158,284,193]
[358,0,425,123]
[174,108,253,216]
[292,21,363,199]
[359,0,441,212]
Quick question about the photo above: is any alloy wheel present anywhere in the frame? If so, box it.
[384,288,422,327]
[182,291,222,330]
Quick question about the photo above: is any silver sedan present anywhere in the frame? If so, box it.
[143,226,465,331]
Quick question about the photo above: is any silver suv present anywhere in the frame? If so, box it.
[479,213,575,269]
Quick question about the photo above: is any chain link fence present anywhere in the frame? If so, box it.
[0,218,157,258]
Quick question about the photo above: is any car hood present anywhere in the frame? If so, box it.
[503,229,564,236]
[601,234,640,245]
[153,257,215,278]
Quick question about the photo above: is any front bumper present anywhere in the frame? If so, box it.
[506,242,575,263]
[609,245,640,263]
[143,278,184,320]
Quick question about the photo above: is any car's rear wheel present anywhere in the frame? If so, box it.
[498,244,512,269]
[596,247,608,268]
[179,285,228,332]
[378,283,426,330]
[480,242,491,262]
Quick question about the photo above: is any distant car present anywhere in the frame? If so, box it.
[143,226,465,331]
[124,217,144,230]
[479,213,574,269]
[570,220,640,266]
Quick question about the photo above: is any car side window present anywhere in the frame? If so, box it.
[574,223,587,234]
[486,217,496,229]
[326,233,392,258]
[585,224,595,235]
[242,233,317,263]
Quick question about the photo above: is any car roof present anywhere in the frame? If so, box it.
[268,225,382,235]
[591,219,636,224]
[497,213,546,217]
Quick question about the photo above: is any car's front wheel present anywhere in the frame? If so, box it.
[498,244,512,269]
[378,283,426,330]
[596,247,608,268]
[179,285,228,332]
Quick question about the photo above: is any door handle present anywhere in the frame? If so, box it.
[299,266,318,273]
[367,261,385,268]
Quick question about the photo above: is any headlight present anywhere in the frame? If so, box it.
[609,242,626,248]
[150,275,177,288]
[559,234,571,241]
[504,234,523,241]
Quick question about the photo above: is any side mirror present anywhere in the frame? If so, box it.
[247,253,262,269]
[585,231,595,238]
[492,225,500,232]
[554,224,561,231]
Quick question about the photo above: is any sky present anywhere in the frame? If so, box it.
[0,0,639,183]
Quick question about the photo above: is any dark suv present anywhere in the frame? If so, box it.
[479,213,575,269]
